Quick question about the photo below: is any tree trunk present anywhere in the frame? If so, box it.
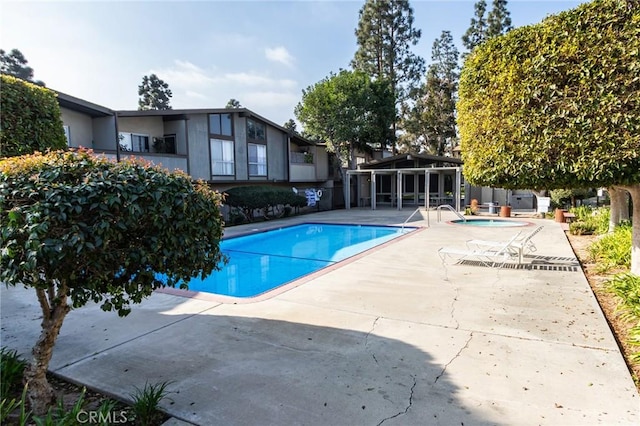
[24,285,71,415]
[620,184,639,276]
[608,186,630,233]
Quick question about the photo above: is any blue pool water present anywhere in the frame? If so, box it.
[450,219,530,227]
[181,223,413,298]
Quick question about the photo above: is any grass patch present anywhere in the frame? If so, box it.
[1,348,26,400]
[588,223,632,273]
[568,206,610,236]
[129,381,172,426]
[606,273,640,363]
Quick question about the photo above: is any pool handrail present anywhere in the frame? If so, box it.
[402,207,423,232]
[437,204,466,223]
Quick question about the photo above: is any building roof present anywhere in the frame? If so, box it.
[56,91,114,117]
[360,152,463,169]
[116,108,316,146]
[53,90,316,146]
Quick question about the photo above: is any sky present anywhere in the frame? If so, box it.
[1,0,584,127]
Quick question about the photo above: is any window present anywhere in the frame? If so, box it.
[209,114,233,137]
[247,119,265,141]
[153,134,176,154]
[118,132,149,152]
[248,143,267,176]
[63,126,71,146]
[211,138,234,175]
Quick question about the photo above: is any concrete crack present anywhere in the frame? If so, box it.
[450,286,460,330]
[365,316,381,364]
[434,332,473,384]
[376,375,417,426]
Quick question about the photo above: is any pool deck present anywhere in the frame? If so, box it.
[1,208,638,425]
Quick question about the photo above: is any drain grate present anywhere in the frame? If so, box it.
[459,260,579,272]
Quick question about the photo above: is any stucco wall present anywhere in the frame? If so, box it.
[315,146,329,181]
[233,115,248,180]
[186,114,211,180]
[60,107,93,148]
[92,116,116,150]
[117,116,164,140]
[266,127,287,181]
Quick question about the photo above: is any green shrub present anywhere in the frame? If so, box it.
[589,224,632,273]
[592,208,611,235]
[225,186,306,222]
[606,273,640,362]
[1,348,26,399]
[569,205,594,222]
[0,149,226,413]
[129,381,172,426]
[0,74,67,158]
[569,220,596,236]
[458,0,640,190]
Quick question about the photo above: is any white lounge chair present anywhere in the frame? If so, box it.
[438,233,522,268]
[466,225,544,264]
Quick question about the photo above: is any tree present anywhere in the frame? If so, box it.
[283,119,298,134]
[403,31,459,155]
[457,0,640,273]
[226,98,242,109]
[0,75,66,158]
[295,70,394,202]
[351,0,425,154]
[0,150,226,413]
[138,74,172,110]
[461,0,512,58]
[487,0,512,37]
[461,0,488,57]
[0,48,45,86]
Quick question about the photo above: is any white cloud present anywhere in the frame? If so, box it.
[265,46,295,67]
[244,91,300,109]
[149,60,300,123]
[150,60,216,90]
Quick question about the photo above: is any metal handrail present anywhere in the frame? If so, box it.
[436,204,466,222]
[401,207,422,232]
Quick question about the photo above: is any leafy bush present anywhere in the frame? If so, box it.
[0,74,67,158]
[225,186,306,223]
[569,205,594,222]
[606,273,640,362]
[568,206,610,235]
[458,0,640,190]
[569,221,596,236]
[0,149,226,413]
[552,189,595,209]
[1,348,26,399]
[589,224,632,273]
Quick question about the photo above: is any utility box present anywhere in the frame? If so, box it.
[510,193,534,210]
[537,196,551,213]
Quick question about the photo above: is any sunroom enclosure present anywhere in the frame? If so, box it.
[346,167,463,211]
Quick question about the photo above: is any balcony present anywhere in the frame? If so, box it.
[100,151,189,174]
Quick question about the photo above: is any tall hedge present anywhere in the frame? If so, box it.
[225,186,307,222]
[0,74,67,158]
[457,0,639,190]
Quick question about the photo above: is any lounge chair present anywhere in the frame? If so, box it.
[438,233,522,268]
[466,225,544,264]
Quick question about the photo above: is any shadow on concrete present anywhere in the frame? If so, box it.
[2,287,495,426]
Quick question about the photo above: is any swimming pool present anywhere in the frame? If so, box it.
[179,223,414,298]
[449,219,531,227]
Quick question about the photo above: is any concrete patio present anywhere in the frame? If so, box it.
[1,208,638,425]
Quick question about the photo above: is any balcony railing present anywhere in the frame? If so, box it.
[290,151,313,164]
